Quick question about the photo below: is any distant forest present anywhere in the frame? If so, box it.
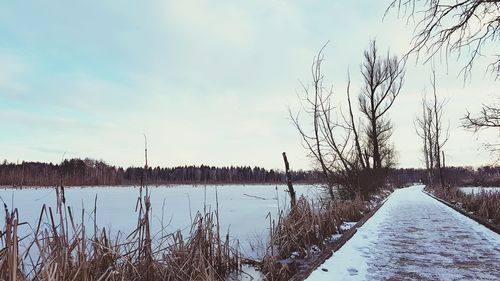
[0,158,499,187]
[0,158,318,186]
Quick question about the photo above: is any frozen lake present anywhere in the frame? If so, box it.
[459,186,500,195]
[0,184,321,259]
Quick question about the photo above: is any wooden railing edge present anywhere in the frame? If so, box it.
[423,189,500,235]
[288,189,395,281]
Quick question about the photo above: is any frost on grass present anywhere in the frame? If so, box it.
[339,222,357,233]
[459,186,500,195]
[306,185,500,281]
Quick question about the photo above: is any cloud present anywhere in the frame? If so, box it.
[163,0,257,48]
[30,146,69,157]
[0,53,31,94]
[0,109,108,134]
[0,0,497,169]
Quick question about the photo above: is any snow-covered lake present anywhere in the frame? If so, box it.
[459,186,500,195]
[0,184,320,259]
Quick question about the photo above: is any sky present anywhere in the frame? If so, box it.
[0,0,498,170]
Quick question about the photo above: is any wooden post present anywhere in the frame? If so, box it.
[144,134,148,169]
[282,152,296,208]
[442,150,448,191]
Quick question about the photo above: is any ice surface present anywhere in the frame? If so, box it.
[0,184,319,260]
[306,185,500,281]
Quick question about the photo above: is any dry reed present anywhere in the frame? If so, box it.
[261,195,370,280]
[0,186,241,281]
[431,187,500,227]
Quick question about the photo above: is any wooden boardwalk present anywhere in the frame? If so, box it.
[306,185,500,281]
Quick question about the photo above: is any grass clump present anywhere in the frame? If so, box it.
[261,194,371,280]
[431,187,500,227]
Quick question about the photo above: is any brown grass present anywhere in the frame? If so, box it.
[0,186,241,281]
[431,186,500,227]
[261,195,370,280]
[0,206,25,281]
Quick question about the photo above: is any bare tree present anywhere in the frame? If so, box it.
[415,96,435,184]
[387,0,500,78]
[464,102,500,130]
[290,43,356,199]
[463,100,500,159]
[388,0,499,162]
[291,41,405,199]
[359,40,405,170]
[414,70,449,188]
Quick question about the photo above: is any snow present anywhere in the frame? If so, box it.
[0,184,319,260]
[339,222,357,232]
[306,185,500,281]
[459,186,500,194]
[227,265,262,281]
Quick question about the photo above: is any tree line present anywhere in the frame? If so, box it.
[0,158,320,187]
[0,158,497,188]
[387,166,500,188]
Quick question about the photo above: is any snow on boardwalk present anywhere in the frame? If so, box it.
[306,185,500,281]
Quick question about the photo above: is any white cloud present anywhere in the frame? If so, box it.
[0,53,31,94]
[163,0,257,48]
[0,0,497,170]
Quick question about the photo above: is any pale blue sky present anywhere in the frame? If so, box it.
[0,1,498,169]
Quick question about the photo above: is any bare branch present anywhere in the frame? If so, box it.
[387,0,500,78]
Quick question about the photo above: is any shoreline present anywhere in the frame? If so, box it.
[0,182,323,190]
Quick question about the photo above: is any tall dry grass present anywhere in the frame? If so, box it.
[0,186,241,281]
[261,195,370,280]
[0,206,25,281]
[431,187,500,227]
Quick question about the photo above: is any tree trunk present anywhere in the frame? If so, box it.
[282,152,296,208]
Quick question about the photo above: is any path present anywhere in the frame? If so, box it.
[306,185,500,281]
